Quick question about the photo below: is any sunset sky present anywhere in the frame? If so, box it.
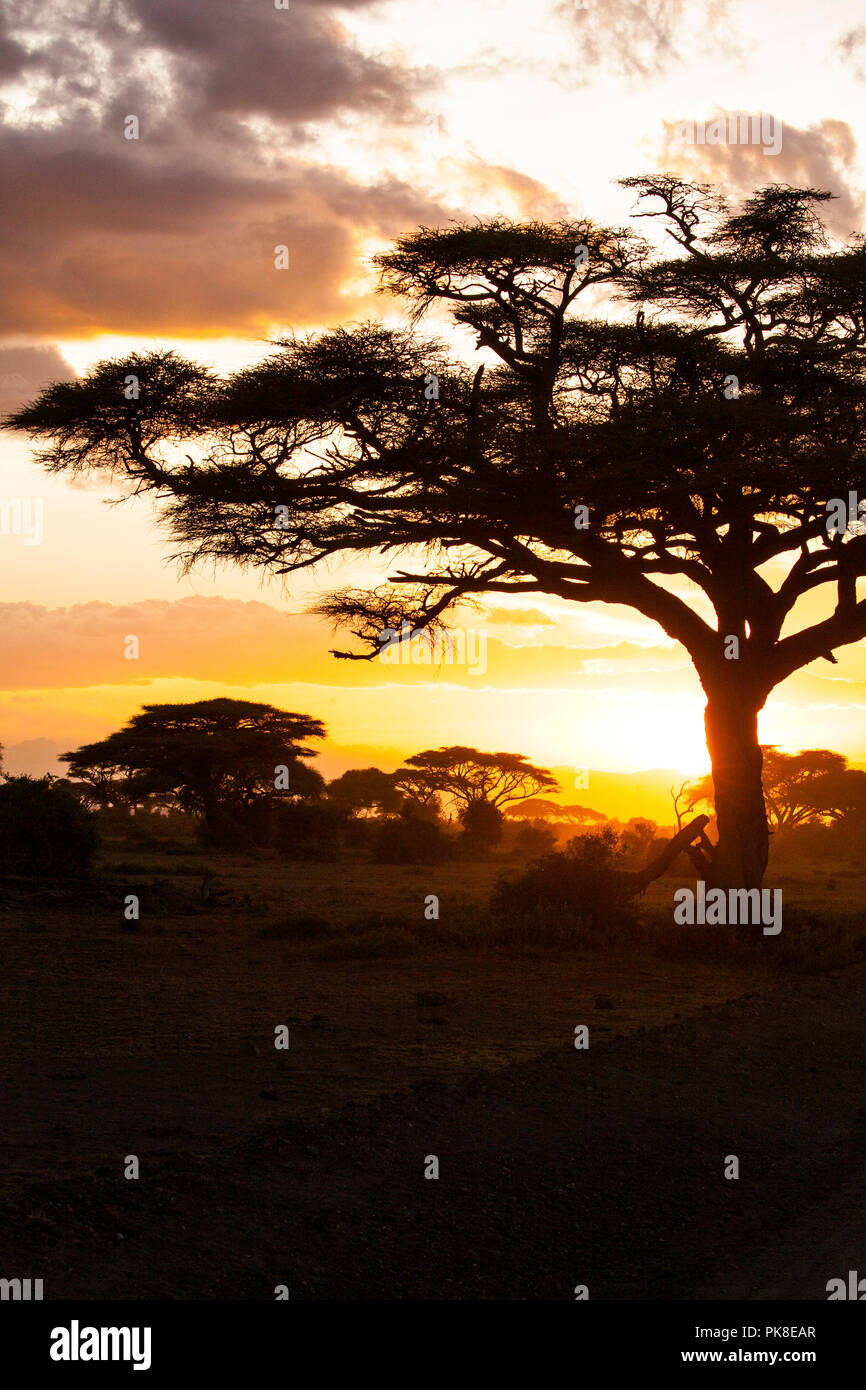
[3,0,866,818]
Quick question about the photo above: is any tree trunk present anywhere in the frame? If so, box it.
[704,692,768,889]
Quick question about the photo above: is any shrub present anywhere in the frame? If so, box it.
[199,798,348,857]
[368,812,452,864]
[0,775,98,876]
[490,825,637,928]
[509,818,557,860]
[458,800,504,853]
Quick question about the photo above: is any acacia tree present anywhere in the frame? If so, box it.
[504,798,606,825]
[10,176,866,888]
[62,698,325,836]
[396,746,558,813]
[326,767,405,817]
[686,746,866,831]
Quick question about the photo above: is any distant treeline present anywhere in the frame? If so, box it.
[1,702,864,875]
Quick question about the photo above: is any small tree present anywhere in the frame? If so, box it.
[459,798,505,850]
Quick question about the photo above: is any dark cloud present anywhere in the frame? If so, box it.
[0,1,452,335]
[0,345,76,414]
[123,0,428,128]
[0,125,450,335]
[1,0,430,133]
[658,115,865,238]
[0,3,584,337]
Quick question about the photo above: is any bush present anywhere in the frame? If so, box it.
[368,812,452,864]
[509,819,557,860]
[490,825,637,929]
[199,798,348,857]
[458,800,504,853]
[0,775,98,876]
[269,799,348,859]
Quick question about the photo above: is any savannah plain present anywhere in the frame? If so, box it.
[3,822,865,1300]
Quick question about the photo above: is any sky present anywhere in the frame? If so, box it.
[3,0,866,814]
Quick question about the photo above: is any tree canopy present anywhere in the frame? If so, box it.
[62,698,325,833]
[396,746,559,811]
[326,767,405,817]
[10,175,866,887]
[503,798,606,823]
[684,746,866,832]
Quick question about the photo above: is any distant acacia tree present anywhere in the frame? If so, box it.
[504,798,606,825]
[326,767,405,817]
[396,746,559,813]
[683,746,866,832]
[11,177,866,887]
[62,698,325,839]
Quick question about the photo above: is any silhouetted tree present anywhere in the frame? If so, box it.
[685,746,866,833]
[62,699,325,840]
[459,798,505,850]
[670,777,706,831]
[11,178,866,887]
[504,797,606,825]
[397,746,558,813]
[326,767,404,817]
[618,816,658,860]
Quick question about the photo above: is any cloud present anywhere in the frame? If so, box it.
[556,0,728,79]
[837,25,866,81]
[0,344,76,414]
[2,0,429,135]
[0,598,329,691]
[0,597,686,693]
[437,159,569,219]
[0,136,573,337]
[484,607,557,628]
[0,0,449,335]
[657,114,865,237]
[0,2,580,338]
[0,127,453,335]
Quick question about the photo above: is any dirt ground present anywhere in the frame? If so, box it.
[1,857,863,1299]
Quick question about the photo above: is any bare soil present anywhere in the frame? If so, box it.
[1,868,863,1299]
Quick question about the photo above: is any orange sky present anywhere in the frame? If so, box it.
[3,0,866,816]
